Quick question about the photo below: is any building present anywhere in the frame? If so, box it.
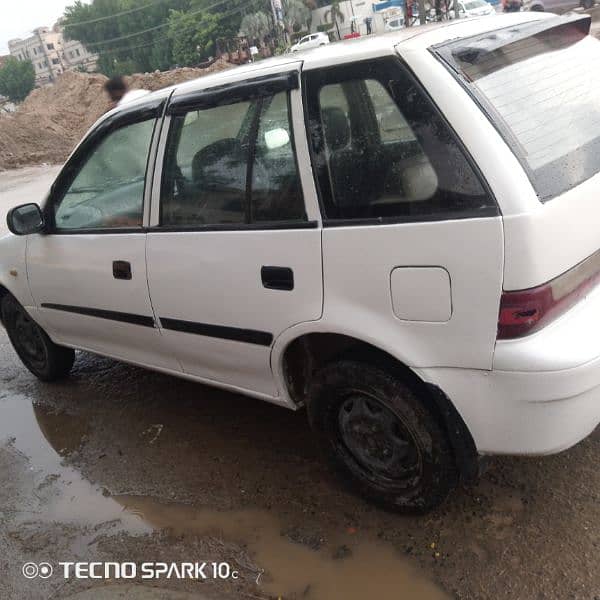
[8,26,97,86]
[310,0,386,37]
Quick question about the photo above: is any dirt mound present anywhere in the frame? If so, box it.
[0,59,231,170]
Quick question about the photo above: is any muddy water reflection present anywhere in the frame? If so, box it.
[0,396,151,535]
[0,396,447,600]
[118,495,448,600]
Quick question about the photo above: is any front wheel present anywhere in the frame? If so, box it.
[1,293,75,381]
[307,360,457,512]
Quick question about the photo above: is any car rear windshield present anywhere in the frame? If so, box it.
[434,16,600,201]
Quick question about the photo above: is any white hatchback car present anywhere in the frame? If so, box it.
[451,0,497,16]
[2,13,600,512]
[290,31,330,52]
[385,16,405,31]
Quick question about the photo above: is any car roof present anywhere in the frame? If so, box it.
[113,12,552,115]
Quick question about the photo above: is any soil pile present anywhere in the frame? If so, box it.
[0,59,231,170]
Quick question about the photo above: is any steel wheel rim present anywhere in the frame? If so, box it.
[337,393,422,482]
[13,308,47,370]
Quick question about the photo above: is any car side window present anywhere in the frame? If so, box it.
[253,92,304,222]
[54,118,155,230]
[160,91,306,227]
[305,60,496,221]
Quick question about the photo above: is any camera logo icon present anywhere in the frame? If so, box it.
[22,562,53,579]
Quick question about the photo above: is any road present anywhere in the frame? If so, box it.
[1,162,600,598]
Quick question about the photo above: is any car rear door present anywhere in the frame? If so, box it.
[303,57,504,370]
[26,98,180,371]
[145,64,323,399]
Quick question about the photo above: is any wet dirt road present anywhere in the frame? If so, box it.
[1,167,600,600]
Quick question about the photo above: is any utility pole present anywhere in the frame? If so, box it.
[418,0,426,24]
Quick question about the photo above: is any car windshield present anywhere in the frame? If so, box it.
[436,18,600,201]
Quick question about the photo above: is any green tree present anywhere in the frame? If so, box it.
[167,9,222,65]
[282,0,310,35]
[62,0,191,75]
[0,58,36,102]
[324,0,344,39]
[239,12,271,45]
[166,0,267,65]
[61,0,270,73]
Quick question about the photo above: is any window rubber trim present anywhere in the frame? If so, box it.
[301,56,500,226]
[158,87,309,230]
[168,71,300,115]
[45,97,166,235]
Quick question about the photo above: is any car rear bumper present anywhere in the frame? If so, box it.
[422,357,600,455]
[420,285,600,455]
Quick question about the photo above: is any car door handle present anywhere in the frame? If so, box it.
[261,266,294,291]
[113,260,132,280]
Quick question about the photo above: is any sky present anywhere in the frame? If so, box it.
[0,1,89,54]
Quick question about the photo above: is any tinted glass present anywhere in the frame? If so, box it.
[161,92,305,227]
[162,102,252,226]
[252,92,304,222]
[440,21,600,200]
[54,119,155,230]
[306,61,494,221]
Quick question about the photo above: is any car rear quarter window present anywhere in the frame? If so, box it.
[304,59,496,222]
[435,17,600,201]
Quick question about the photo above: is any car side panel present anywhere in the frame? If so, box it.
[320,218,504,369]
[0,235,35,309]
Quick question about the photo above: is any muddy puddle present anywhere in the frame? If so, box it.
[0,394,447,600]
[0,395,152,537]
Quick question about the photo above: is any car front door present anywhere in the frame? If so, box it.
[146,67,323,399]
[26,98,179,371]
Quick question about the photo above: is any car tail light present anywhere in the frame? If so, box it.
[498,249,600,340]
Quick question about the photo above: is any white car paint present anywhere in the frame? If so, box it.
[390,267,452,322]
[385,17,405,31]
[0,13,599,465]
[289,32,330,52]
[451,0,497,17]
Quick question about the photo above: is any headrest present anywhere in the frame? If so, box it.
[192,138,239,183]
[321,107,350,151]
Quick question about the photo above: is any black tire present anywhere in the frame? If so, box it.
[1,293,75,382]
[307,359,457,513]
[582,0,593,9]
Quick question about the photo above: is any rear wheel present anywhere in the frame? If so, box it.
[1,293,74,381]
[308,360,457,512]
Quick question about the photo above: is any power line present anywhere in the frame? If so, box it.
[97,2,249,57]
[77,0,238,49]
[62,0,163,28]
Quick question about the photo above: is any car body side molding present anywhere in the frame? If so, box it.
[159,317,274,347]
[41,303,155,328]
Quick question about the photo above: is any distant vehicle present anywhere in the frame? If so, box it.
[290,32,330,52]
[450,0,497,16]
[523,0,593,11]
[385,16,405,30]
